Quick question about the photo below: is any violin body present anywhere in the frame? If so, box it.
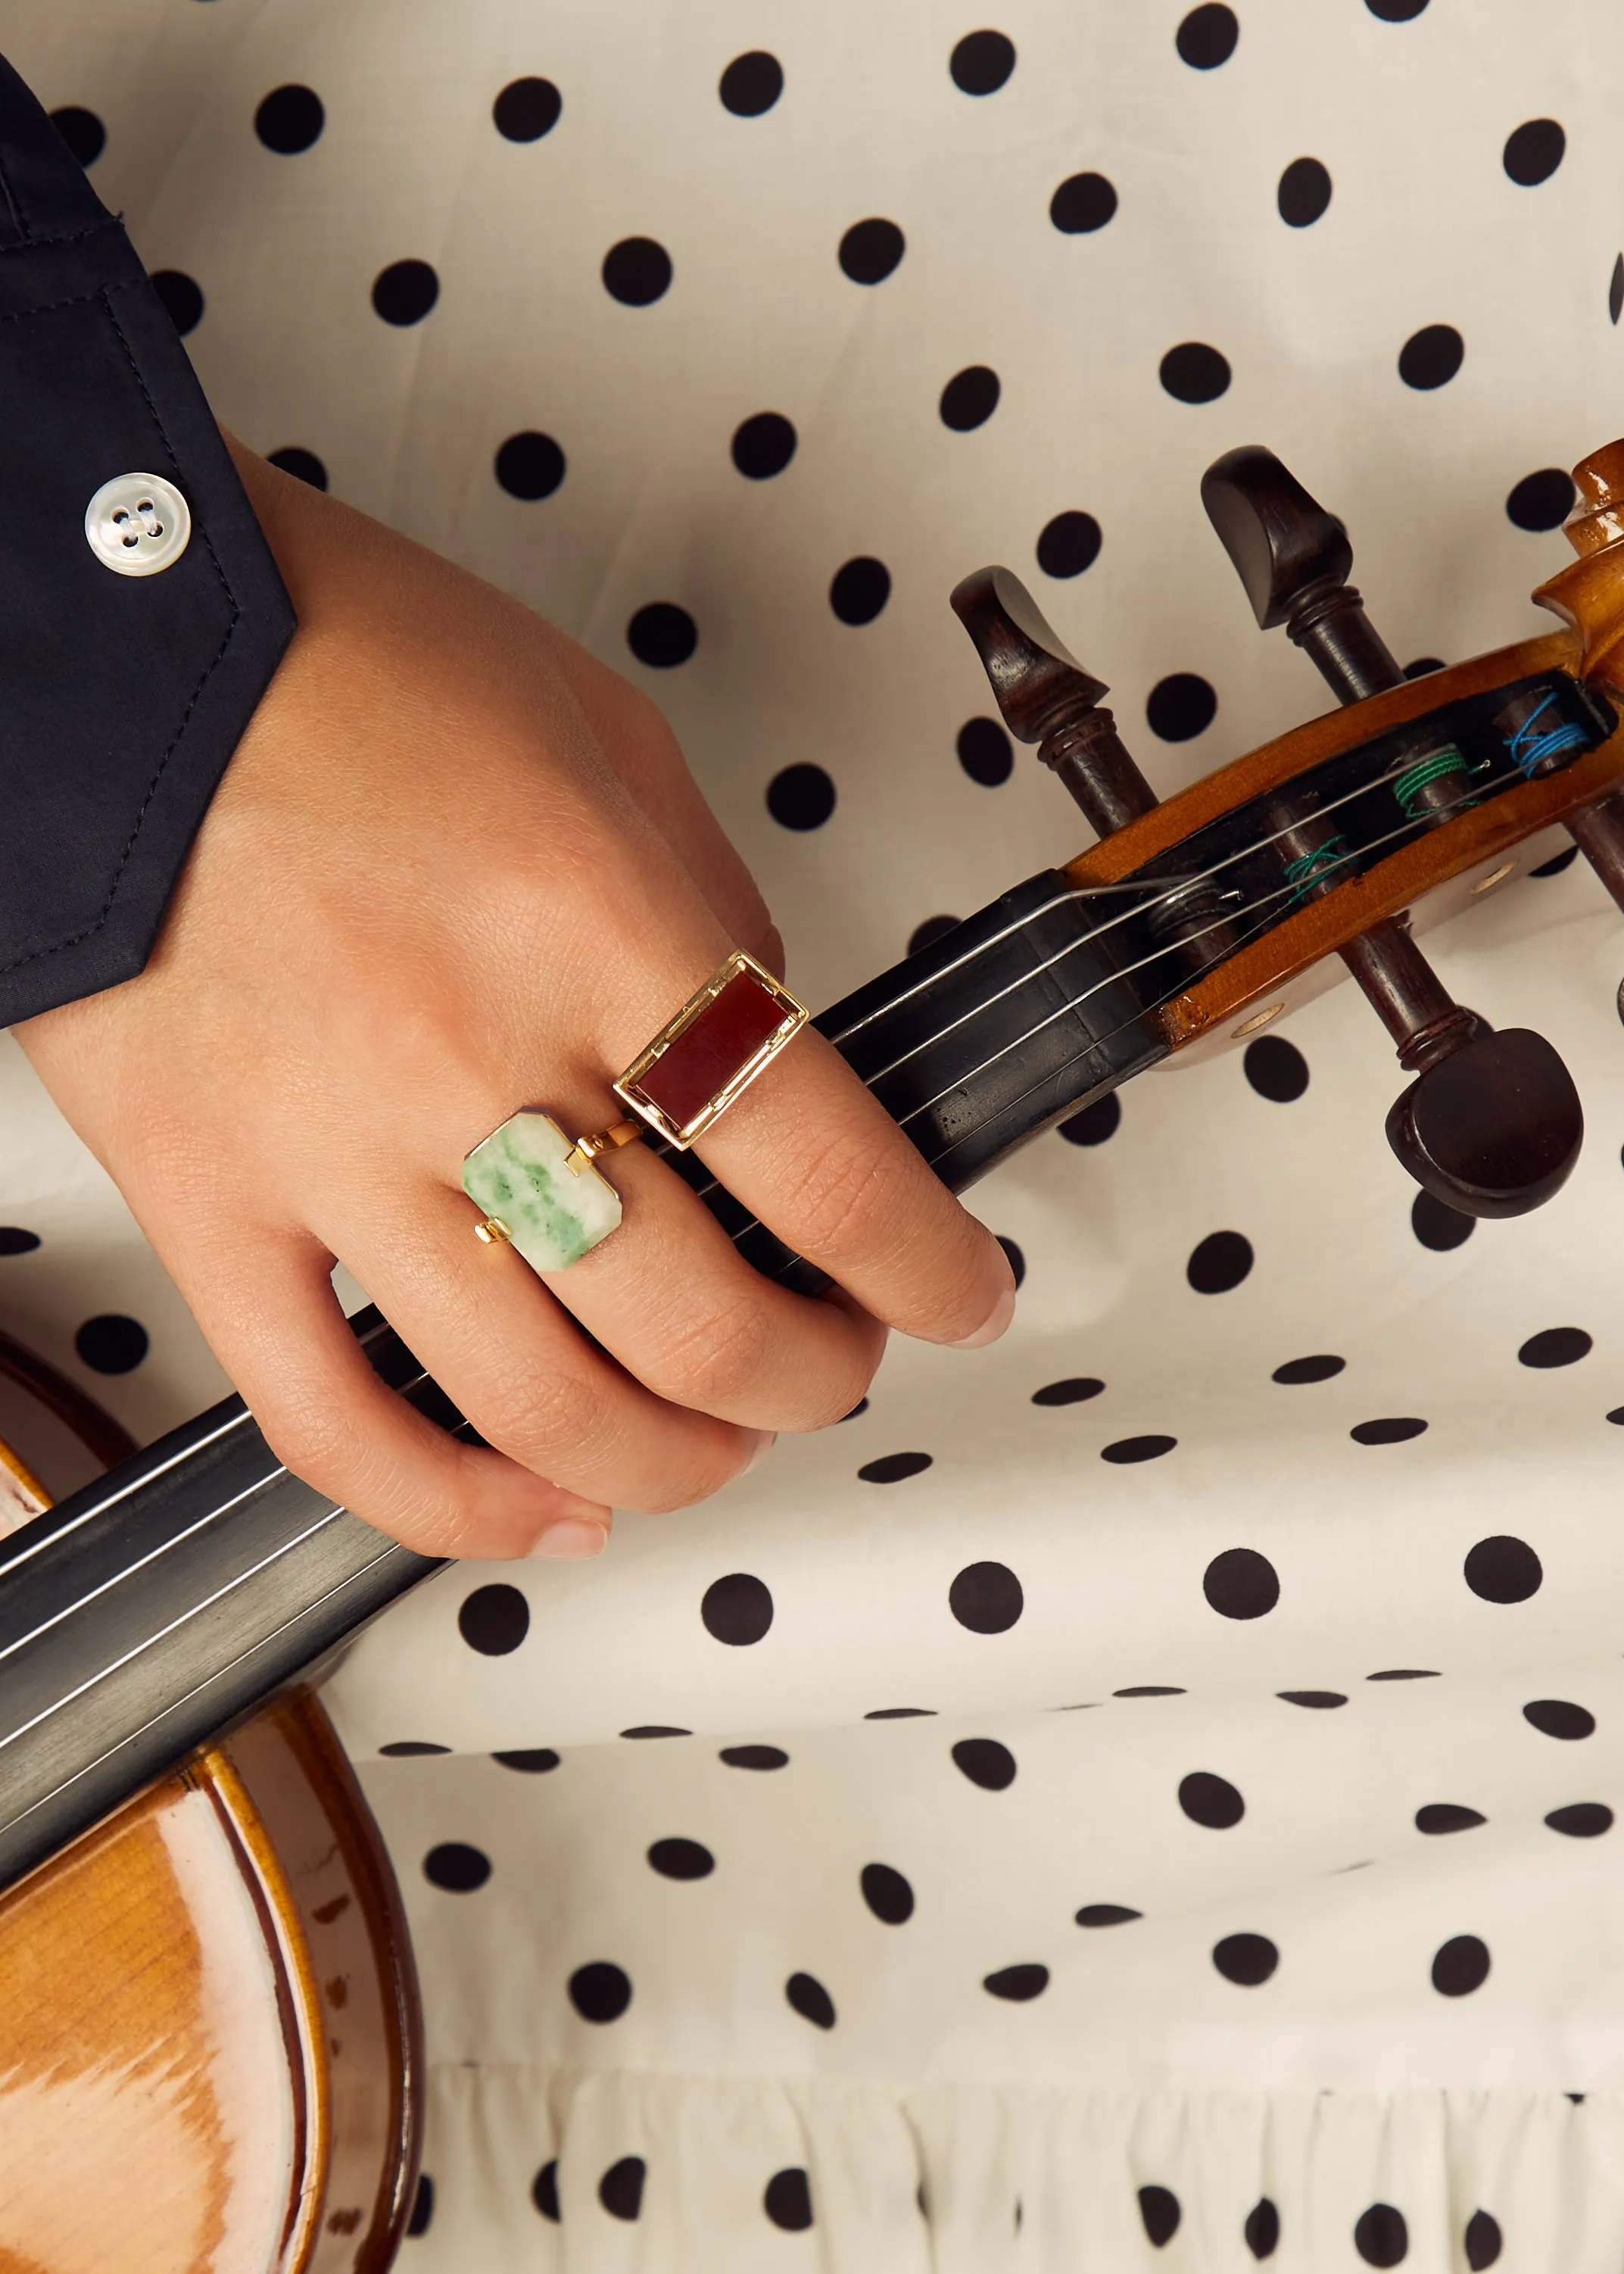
[0,1355,422,2274]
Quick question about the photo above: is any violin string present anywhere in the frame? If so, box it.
[0,1402,247,1581]
[0,698,1573,1779]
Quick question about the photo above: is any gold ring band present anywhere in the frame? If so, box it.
[564,1118,644,1175]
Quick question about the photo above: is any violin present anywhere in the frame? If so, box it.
[7,435,1624,2269]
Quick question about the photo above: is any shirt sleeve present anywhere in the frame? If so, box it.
[0,51,297,1028]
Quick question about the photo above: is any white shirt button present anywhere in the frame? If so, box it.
[84,473,192,578]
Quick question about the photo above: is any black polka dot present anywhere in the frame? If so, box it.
[532,2160,560,2221]
[1519,1326,1591,1368]
[1077,1903,1142,1926]
[949,1561,1023,1633]
[831,556,891,624]
[1147,672,1217,741]
[49,106,104,167]
[1415,1803,1485,1834]
[786,1971,836,2028]
[839,217,905,285]
[1139,2184,1182,2246]
[627,602,697,668]
[1244,1035,1308,1100]
[840,1399,869,1422]
[701,1573,774,1646]
[1245,2198,1280,2260]
[1272,1354,1345,1385]
[603,237,672,306]
[74,1314,148,1374]
[1102,1434,1177,1464]
[620,1724,691,1739]
[1367,0,1428,13]
[1036,510,1102,578]
[940,364,1001,431]
[407,2172,434,2235]
[1187,1230,1253,1293]
[268,445,328,490]
[1203,1548,1280,1620]
[719,51,783,117]
[1176,5,1239,67]
[1506,469,1576,532]
[254,83,324,153]
[983,1963,1049,2001]
[1159,342,1231,404]
[1117,1686,1185,1697]
[1050,171,1117,233]
[1545,1801,1612,1836]
[1404,657,1445,679]
[371,260,437,326]
[1398,324,1463,389]
[860,1862,915,1923]
[1032,1377,1105,1406]
[1060,1094,1121,1145]
[569,1962,632,2023]
[1464,2210,1502,2271]
[720,1743,789,1770]
[492,1748,560,1772]
[1533,846,1581,880]
[952,1737,1017,1789]
[997,1236,1025,1288]
[1464,1535,1541,1604]
[1278,1691,1347,1709]
[731,411,796,479]
[1354,2203,1409,2266]
[1212,1932,1278,1985]
[909,916,962,956]
[1350,1418,1427,1446]
[494,431,566,501]
[599,2157,645,2220]
[1504,118,1565,186]
[1179,1771,1244,1828]
[1277,157,1332,226]
[379,1741,450,1757]
[865,1706,937,1718]
[1411,1190,1475,1251]
[1367,1669,1439,1681]
[949,30,1016,94]
[1432,1934,1490,1996]
[767,763,836,830]
[1612,254,1624,326]
[494,76,561,142]
[648,1837,714,1880]
[764,2168,813,2230]
[423,1842,491,1892]
[458,1583,530,1655]
[860,1451,933,1484]
[0,1227,40,1256]
[1523,1698,1594,1739]
[958,716,1013,785]
[151,270,204,336]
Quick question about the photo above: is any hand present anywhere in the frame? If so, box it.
[17,448,1015,1559]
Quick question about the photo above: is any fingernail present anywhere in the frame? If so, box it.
[949,1279,1016,1350]
[529,1515,610,1560]
[745,1429,778,1471]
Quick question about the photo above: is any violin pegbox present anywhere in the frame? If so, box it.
[1196,442,1586,1216]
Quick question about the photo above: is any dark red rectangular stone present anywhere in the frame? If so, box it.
[638,970,790,1131]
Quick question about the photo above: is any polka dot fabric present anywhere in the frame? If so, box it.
[8,1,1624,2265]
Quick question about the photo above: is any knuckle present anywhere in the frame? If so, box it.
[775,1134,896,1265]
[472,1355,612,1471]
[647,1293,769,1412]
[260,1396,357,1495]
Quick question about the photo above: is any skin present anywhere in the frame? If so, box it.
[17,445,1015,1560]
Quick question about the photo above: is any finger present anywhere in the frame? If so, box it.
[178,1226,615,1561]
[539,1141,886,1430]
[324,1178,770,1515]
[689,1025,1016,1346]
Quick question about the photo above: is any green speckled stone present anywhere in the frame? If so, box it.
[462,1109,622,1272]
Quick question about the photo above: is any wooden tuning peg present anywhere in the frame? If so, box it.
[1207,445,1583,1216]
[949,566,1158,838]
